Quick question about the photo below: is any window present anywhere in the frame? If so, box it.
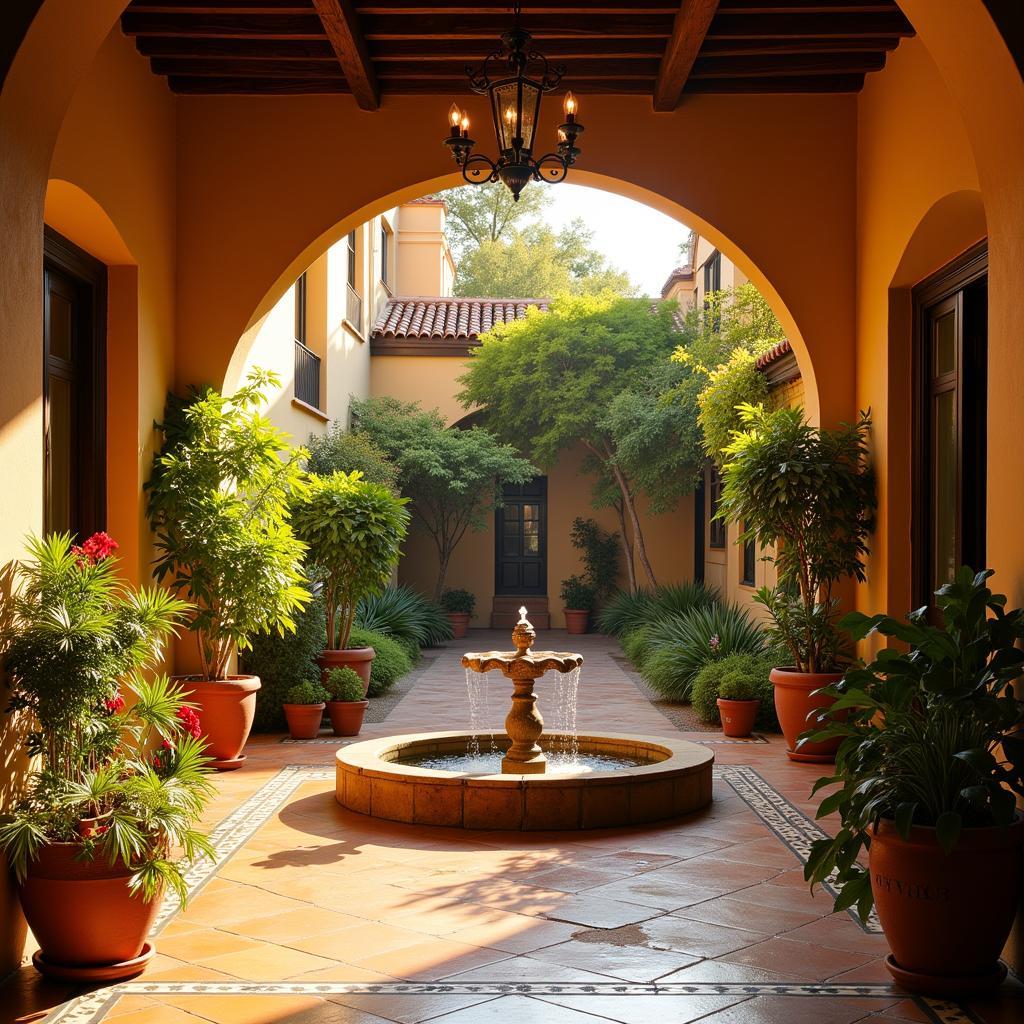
[293,272,320,408]
[380,224,390,287]
[294,272,307,344]
[741,521,756,586]
[708,465,726,549]
[703,250,721,297]
[347,231,357,288]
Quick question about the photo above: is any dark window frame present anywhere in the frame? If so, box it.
[347,230,357,289]
[294,271,307,345]
[741,520,756,587]
[380,224,391,288]
[911,240,988,608]
[708,464,727,549]
[703,250,721,297]
[43,226,107,539]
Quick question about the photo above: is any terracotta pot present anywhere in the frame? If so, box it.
[179,675,261,771]
[717,698,759,738]
[770,667,843,763]
[564,609,589,635]
[283,702,326,739]
[870,816,1024,995]
[18,843,161,978]
[319,647,375,695]
[76,812,111,839]
[446,611,470,639]
[327,699,369,737]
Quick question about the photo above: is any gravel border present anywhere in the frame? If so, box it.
[363,647,442,723]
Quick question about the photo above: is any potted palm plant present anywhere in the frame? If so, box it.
[805,568,1024,996]
[324,667,370,736]
[281,681,328,739]
[440,588,475,639]
[717,404,875,762]
[560,576,596,635]
[0,533,214,980]
[147,369,310,769]
[290,470,410,692]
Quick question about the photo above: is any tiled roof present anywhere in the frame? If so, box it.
[371,297,549,344]
[755,339,793,370]
[404,195,446,208]
[660,264,694,298]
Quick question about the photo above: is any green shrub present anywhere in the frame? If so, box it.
[570,517,620,604]
[325,667,364,703]
[620,627,652,669]
[691,653,778,730]
[597,589,658,636]
[651,582,720,619]
[284,681,329,705]
[560,575,597,611]
[243,592,327,732]
[306,424,400,491]
[348,626,413,697]
[642,604,769,702]
[440,588,476,616]
[357,585,453,650]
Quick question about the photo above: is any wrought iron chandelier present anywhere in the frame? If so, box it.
[443,2,584,202]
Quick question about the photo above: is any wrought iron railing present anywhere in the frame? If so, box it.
[294,339,321,409]
[346,283,362,329]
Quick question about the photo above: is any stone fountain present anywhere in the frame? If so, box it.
[461,607,582,774]
[334,610,714,830]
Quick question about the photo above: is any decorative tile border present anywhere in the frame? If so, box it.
[278,736,357,744]
[919,1000,990,1024]
[693,734,769,745]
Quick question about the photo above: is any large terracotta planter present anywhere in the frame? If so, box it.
[181,675,261,771]
[717,697,759,738]
[446,612,470,639]
[19,843,161,980]
[770,667,843,763]
[283,702,325,739]
[564,609,589,635]
[327,699,369,736]
[870,816,1024,995]
[319,647,375,695]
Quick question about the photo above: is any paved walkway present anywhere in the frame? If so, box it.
[4,632,1022,1024]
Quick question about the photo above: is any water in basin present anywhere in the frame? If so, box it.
[396,749,650,774]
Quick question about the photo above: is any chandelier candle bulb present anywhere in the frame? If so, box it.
[448,102,461,129]
[563,91,577,121]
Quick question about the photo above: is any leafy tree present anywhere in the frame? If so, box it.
[454,221,633,298]
[351,396,536,599]
[443,182,552,261]
[306,422,400,491]
[458,294,687,590]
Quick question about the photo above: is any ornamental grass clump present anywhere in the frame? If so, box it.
[0,533,214,906]
[358,585,453,649]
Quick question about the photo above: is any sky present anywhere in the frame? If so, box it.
[537,182,692,297]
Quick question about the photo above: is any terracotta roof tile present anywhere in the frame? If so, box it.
[755,339,792,370]
[371,296,549,345]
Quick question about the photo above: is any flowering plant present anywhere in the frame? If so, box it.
[0,533,215,905]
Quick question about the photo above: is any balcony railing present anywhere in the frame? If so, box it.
[294,339,321,410]
[346,283,362,330]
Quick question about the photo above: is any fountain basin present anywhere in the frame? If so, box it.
[335,730,714,830]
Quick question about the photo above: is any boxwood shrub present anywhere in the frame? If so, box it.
[690,653,779,732]
[348,626,413,697]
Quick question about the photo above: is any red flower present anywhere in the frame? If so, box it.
[161,738,175,751]
[103,694,126,714]
[81,532,119,563]
[176,706,202,739]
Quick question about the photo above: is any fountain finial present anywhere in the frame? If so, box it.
[512,607,535,654]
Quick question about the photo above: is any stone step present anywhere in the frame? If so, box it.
[490,596,549,630]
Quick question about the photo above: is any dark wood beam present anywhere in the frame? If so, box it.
[166,75,657,94]
[700,35,900,55]
[312,0,379,109]
[137,37,337,57]
[686,72,865,92]
[122,12,325,37]
[359,14,675,39]
[654,0,719,111]
[690,51,886,77]
[706,11,914,38]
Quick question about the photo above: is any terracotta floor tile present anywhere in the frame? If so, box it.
[586,851,683,875]
[295,921,426,960]
[153,926,266,962]
[542,893,662,928]
[526,938,696,982]
[523,865,628,892]
[164,995,389,1024]
[688,996,899,1024]
[200,943,345,981]
[673,895,823,934]
[444,954,615,984]
[447,912,581,953]
[579,874,723,911]
[715,936,876,982]
[103,1006,207,1024]
[780,914,893,956]
[328,993,500,1024]
[660,959,804,984]
[640,915,770,957]
[224,906,384,942]
[352,937,509,981]
[412,994,606,1023]
[536,994,753,1024]
[874,999,933,1022]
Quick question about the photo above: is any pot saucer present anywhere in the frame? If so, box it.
[885,954,1007,996]
[33,942,155,982]
[208,753,247,771]
[785,748,836,764]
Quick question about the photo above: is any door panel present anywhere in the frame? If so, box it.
[495,478,547,595]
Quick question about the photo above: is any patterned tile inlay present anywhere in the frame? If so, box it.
[920,1000,990,1024]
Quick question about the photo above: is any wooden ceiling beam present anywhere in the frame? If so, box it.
[686,72,865,91]
[122,12,324,37]
[690,51,886,77]
[700,35,900,55]
[166,75,657,94]
[137,37,337,57]
[653,0,719,112]
[707,11,914,38]
[312,0,379,109]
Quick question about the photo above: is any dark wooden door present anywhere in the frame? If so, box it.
[495,478,547,595]
[43,229,106,539]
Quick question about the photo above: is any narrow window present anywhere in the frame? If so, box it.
[380,225,390,287]
[347,231,357,288]
[293,272,320,408]
[708,465,726,549]
[294,272,307,345]
[741,520,756,586]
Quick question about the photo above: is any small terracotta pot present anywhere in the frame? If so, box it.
[564,609,589,635]
[283,702,326,739]
[446,611,470,639]
[76,812,111,839]
[716,697,759,738]
[18,843,161,978]
[180,675,261,771]
[327,699,369,736]
[770,667,843,763]
[319,647,375,695]
[870,816,1024,995]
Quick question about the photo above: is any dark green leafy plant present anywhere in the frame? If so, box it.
[305,424,400,491]
[147,369,310,681]
[718,404,875,673]
[620,627,652,670]
[691,653,778,730]
[804,568,1024,922]
[569,517,620,604]
[242,590,326,732]
[0,534,213,906]
[441,589,476,616]
[290,471,410,651]
[642,604,769,702]
[560,576,596,612]
[284,681,329,705]
[598,582,718,638]
[325,667,365,703]
[357,585,452,650]
[348,626,413,698]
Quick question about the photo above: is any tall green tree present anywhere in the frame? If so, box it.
[454,221,634,298]
[458,294,692,590]
[351,397,536,599]
[443,182,551,261]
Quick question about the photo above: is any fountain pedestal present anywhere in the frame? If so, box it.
[462,607,583,775]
